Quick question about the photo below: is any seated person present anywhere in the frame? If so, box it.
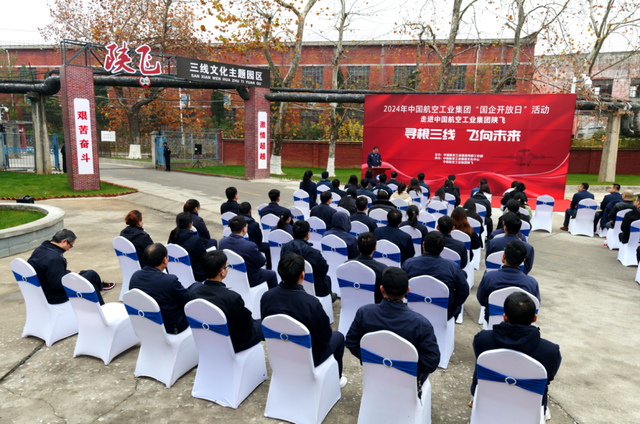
[364,169,377,189]
[493,199,529,240]
[470,183,493,234]
[368,189,396,215]
[28,229,113,306]
[513,191,532,217]
[219,216,278,289]
[451,207,482,261]
[387,171,400,187]
[275,209,293,236]
[447,174,461,197]
[594,184,621,230]
[437,215,469,270]
[373,173,393,197]
[390,182,414,205]
[402,231,469,320]
[329,179,346,197]
[486,213,535,275]
[299,170,318,209]
[130,243,190,334]
[351,196,378,233]
[476,240,540,322]
[443,179,460,207]
[238,201,271,269]
[344,174,359,191]
[280,220,332,298]
[374,209,415,264]
[356,179,376,202]
[350,232,388,303]
[471,292,561,415]
[501,181,528,206]
[400,205,429,254]
[167,212,207,283]
[261,253,347,387]
[560,183,594,231]
[605,190,635,229]
[619,196,640,244]
[310,191,337,230]
[470,178,489,197]
[346,267,440,394]
[324,212,358,259]
[317,171,332,189]
[337,186,358,215]
[190,250,263,352]
[417,172,430,193]
[120,210,154,268]
[184,199,217,249]
[220,186,240,215]
[260,189,289,218]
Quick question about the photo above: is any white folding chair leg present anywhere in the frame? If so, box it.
[456,305,464,324]
[478,306,486,325]
[318,294,335,324]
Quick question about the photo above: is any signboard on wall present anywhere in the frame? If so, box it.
[362,94,576,200]
[101,131,116,142]
[258,111,268,170]
[74,98,94,175]
[176,57,270,89]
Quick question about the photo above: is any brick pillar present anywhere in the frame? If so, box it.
[244,87,270,179]
[60,65,100,191]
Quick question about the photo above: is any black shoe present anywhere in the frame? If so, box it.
[331,293,338,303]
[102,282,116,291]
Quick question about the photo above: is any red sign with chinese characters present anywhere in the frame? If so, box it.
[363,94,576,200]
[104,42,162,76]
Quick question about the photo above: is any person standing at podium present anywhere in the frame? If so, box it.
[367,146,382,168]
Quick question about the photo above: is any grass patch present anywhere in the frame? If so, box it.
[0,210,46,230]
[0,172,137,199]
[175,165,246,177]
[174,165,361,182]
[566,174,640,186]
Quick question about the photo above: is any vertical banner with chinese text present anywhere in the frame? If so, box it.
[363,94,576,200]
[258,111,268,169]
[73,98,93,175]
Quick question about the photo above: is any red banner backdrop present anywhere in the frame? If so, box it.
[362,94,576,201]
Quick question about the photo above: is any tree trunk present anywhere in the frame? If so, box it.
[327,104,338,177]
[126,109,141,148]
[270,101,287,174]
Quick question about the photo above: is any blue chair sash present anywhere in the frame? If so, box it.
[337,278,375,292]
[447,199,456,206]
[269,240,287,248]
[292,214,305,221]
[294,196,309,203]
[411,237,422,245]
[471,225,481,234]
[536,200,554,207]
[397,205,408,211]
[322,244,348,256]
[631,226,640,233]
[427,207,446,215]
[349,231,362,237]
[12,271,40,287]
[310,227,326,235]
[489,303,538,316]
[115,249,138,261]
[420,220,436,229]
[486,262,525,272]
[578,204,596,210]
[222,218,230,226]
[125,304,163,325]
[169,255,191,266]
[406,292,448,308]
[64,286,99,303]
[476,364,546,395]
[478,210,486,218]
[262,223,276,230]
[521,229,531,237]
[373,251,401,263]
[616,215,625,222]
[463,241,471,250]
[228,262,247,273]
[304,271,314,283]
[374,219,388,225]
[262,325,312,348]
[186,316,230,336]
[361,348,418,377]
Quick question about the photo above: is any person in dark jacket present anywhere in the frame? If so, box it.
[260,189,289,218]
[60,142,67,173]
[27,229,111,305]
[261,253,347,386]
[494,199,530,237]
[238,201,272,269]
[350,232,387,303]
[280,220,332,297]
[120,210,154,268]
[417,172,430,195]
[221,186,240,215]
[402,231,469,320]
[324,212,358,259]
[476,240,540,322]
[338,186,358,215]
[275,208,293,236]
[346,267,440,393]
[471,292,561,413]
[329,179,346,198]
[366,146,381,168]
[447,174,461,198]
[368,190,396,216]
[463,199,485,247]
[129,243,190,334]
[365,169,377,189]
[501,181,528,206]
[437,215,469,270]
[387,171,400,188]
[606,190,635,226]
[219,216,278,289]
[163,142,171,171]
[317,171,332,189]
[374,209,415,264]
[373,173,393,197]
[487,213,535,275]
[443,179,461,207]
[310,191,337,230]
[470,183,493,234]
[183,199,217,249]
[594,184,622,230]
[299,170,318,209]
[344,174,359,191]
[619,197,640,244]
[167,212,208,283]
[190,250,263,352]
[356,179,376,202]
[351,196,378,232]
[470,178,489,197]
[400,205,429,253]
[560,183,594,230]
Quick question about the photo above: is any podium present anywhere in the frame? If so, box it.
[368,167,390,180]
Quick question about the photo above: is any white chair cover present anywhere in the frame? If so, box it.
[268,229,293,273]
[391,197,409,220]
[606,209,632,250]
[568,198,598,237]
[369,208,389,227]
[426,200,448,221]
[221,211,237,229]
[408,190,423,211]
[293,189,311,217]
[374,239,402,267]
[451,229,474,289]
[336,206,351,216]
[262,314,341,424]
[330,192,342,210]
[400,226,423,257]
[418,212,437,232]
[166,243,196,289]
[408,276,455,369]
[444,193,456,215]
[357,195,372,209]
[520,221,531,242]
[475,203,488,236]
[185,299,267,408]
[481,250,509,326]
[123,289,198,388]
[387,183,398,192]
[62,272,139,364]
[308,216,327,253]
[290,206,307,222]
[467,217,482,270]
[484,287,540,330]
[336,262,376,335]
[302,260,334,324]
[470,349,547,424]
[617,220,640,267]
[113,236,142,301]
[440,248,464,324]
[10,258,78,347]
[223,249,268,319]
[257,203,268,214]
[222,227,232,238]
[518,207,530,217]
[321,235,349,297]
[372,189,380,196]
[358,330,432,424]
[261,213,280,241]
[349,221,370,238]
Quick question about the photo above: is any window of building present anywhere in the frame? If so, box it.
[393,66,417,89]
[301,67,323,89]
[346,66,370,90]
[18,67,37,79]
[592,79,613,97]
[491,65,516,91]
[301,108,322,124]
[630,79,640,98]
[449,65,467,91]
